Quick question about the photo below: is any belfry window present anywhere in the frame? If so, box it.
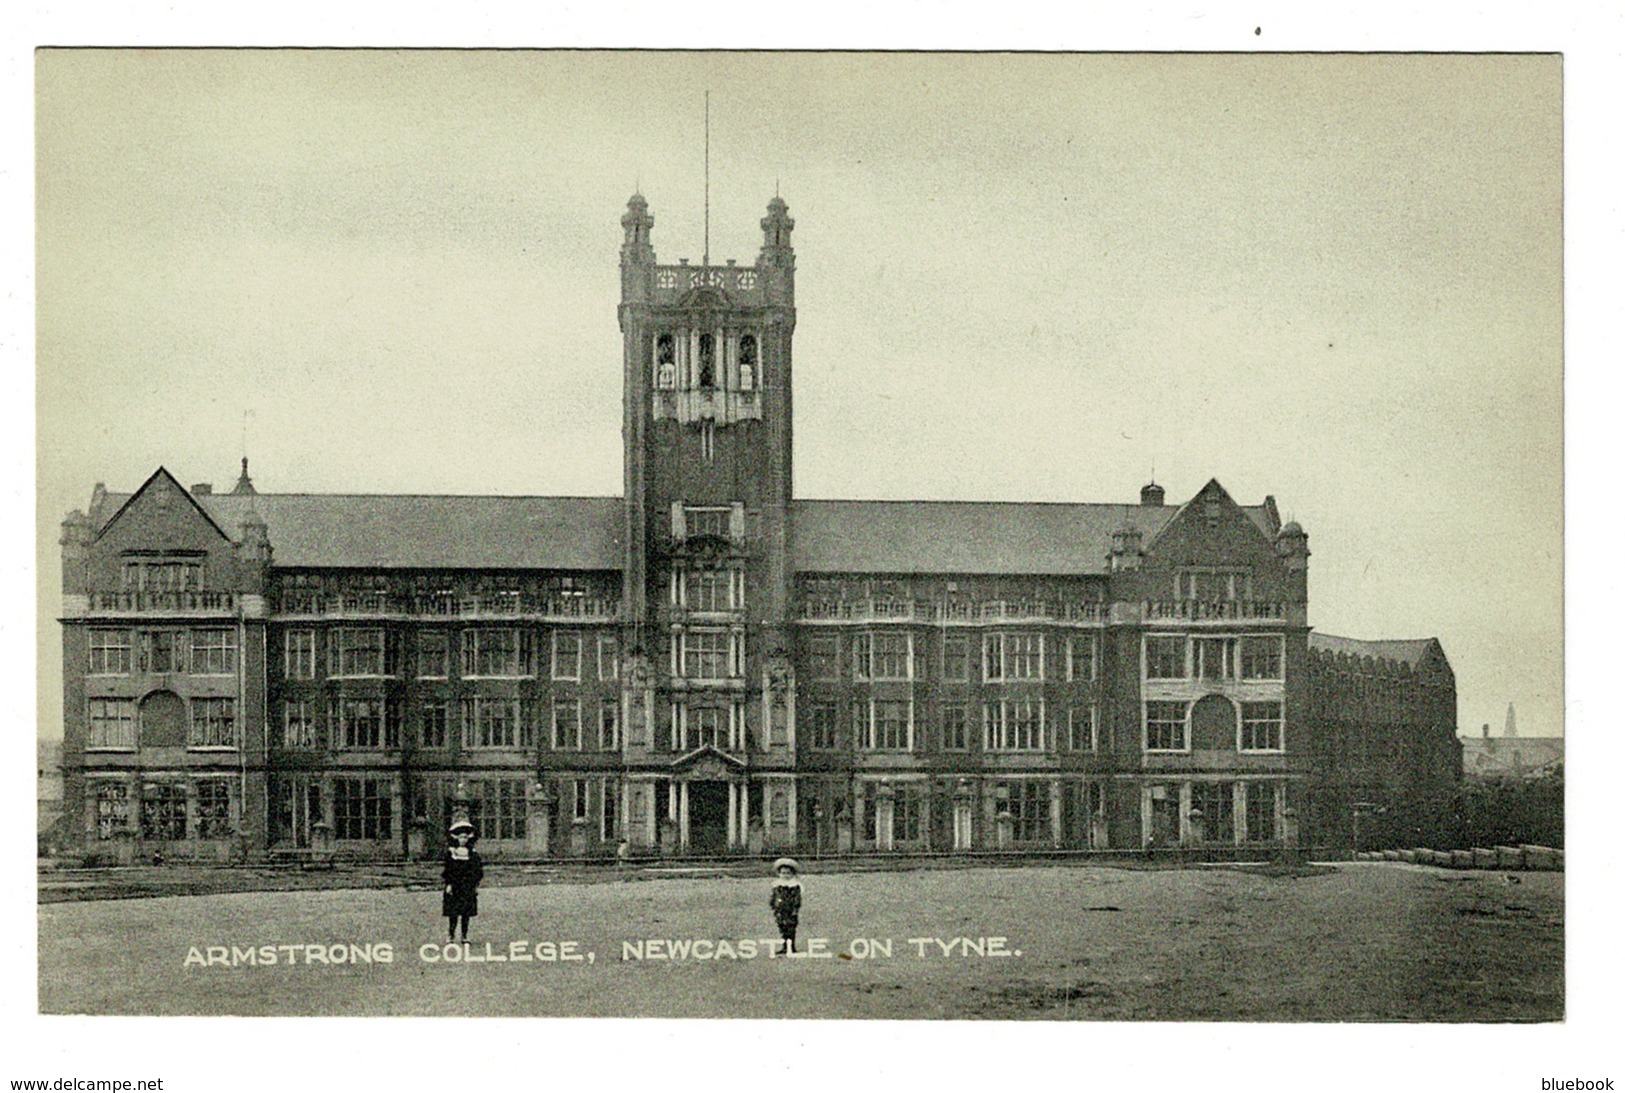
[698,333,717,388]
[655,334,676,389]
[739,334,758,390]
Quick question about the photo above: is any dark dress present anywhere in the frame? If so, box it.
[441,846,484,919]
[770,879,801,936]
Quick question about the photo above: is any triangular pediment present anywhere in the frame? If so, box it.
[670,744,748,777]
[93,466,235,547]
[677,285,733,309]
[1142,478,1272,556]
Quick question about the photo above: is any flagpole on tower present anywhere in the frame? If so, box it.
[703,89,711,268]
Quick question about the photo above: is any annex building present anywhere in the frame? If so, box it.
[57,195,1462,862]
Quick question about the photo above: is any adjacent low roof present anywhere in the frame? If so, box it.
[1309,632,1439,668]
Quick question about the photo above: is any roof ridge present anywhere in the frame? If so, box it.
[196,492,624,501]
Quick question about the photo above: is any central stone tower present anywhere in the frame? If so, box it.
[617,194,798,850]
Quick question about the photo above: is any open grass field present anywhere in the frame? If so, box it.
[37,861,1562,1020]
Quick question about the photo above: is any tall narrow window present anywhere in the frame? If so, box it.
[284,630,317,680]
[420,700,449,749]
[1241,701,1284,752]
[738,334,758,390]
[698,332,716,387]
[807,635,839,681]
[1068,635,1097,682]
[196,781,234,838]
[283,700,316,748]
[418,632,449,678]
[550,698,583,750]
[1144,636,1186,680]
[1068,706,1096,751]
[688,706,726,749]
[655,333,676,389]
[552,631,582,681]
[94,782,131,840]
[140,630,181,674]
[1239,636,1283,680]
[189,698,237,749]
[806,703,838,749]
[602,779,619,841]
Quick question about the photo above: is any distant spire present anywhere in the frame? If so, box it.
[232,456,257,496]
[1505,702,1517,739]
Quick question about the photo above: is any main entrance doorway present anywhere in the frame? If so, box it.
[689,781,730,854]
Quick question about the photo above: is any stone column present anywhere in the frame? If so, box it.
[953,781,975,851]
[1049,777,1063,848]
[728,782,739,847]
[678,781,690,850]
[875,781,895,852]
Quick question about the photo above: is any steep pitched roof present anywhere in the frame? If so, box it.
[92,491,623,570]
[1309,632,1440,669]
[790,499,1275,575]
[92,466,235,546]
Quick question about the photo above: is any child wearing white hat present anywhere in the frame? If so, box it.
[769,857,802,954]
[442,820,485,942]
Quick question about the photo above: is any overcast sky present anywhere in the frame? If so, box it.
[35,50,1562,740]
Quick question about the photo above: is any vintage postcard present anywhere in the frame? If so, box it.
[22,34,1591,1092]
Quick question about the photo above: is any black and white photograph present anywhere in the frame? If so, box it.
[10,8,1617,1090]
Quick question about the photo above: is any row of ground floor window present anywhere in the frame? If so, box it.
[77,770,1303,860]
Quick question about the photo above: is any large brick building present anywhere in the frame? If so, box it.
[56,195,1460,861]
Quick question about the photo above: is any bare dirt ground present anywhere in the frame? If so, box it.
[37,861,1562,1020]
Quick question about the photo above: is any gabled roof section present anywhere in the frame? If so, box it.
[92,467,234,546]
[791,497,1277,575]
[1142,478,1274,555]
[91,489,624,570]
[1309,632,1443,670]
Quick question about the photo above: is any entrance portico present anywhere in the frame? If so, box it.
[667,744,750,854]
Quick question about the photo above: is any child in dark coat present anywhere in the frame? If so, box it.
[769,857,802,954]
[442,821,484,942]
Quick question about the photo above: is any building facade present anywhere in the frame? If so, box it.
[57,195,1460,862]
